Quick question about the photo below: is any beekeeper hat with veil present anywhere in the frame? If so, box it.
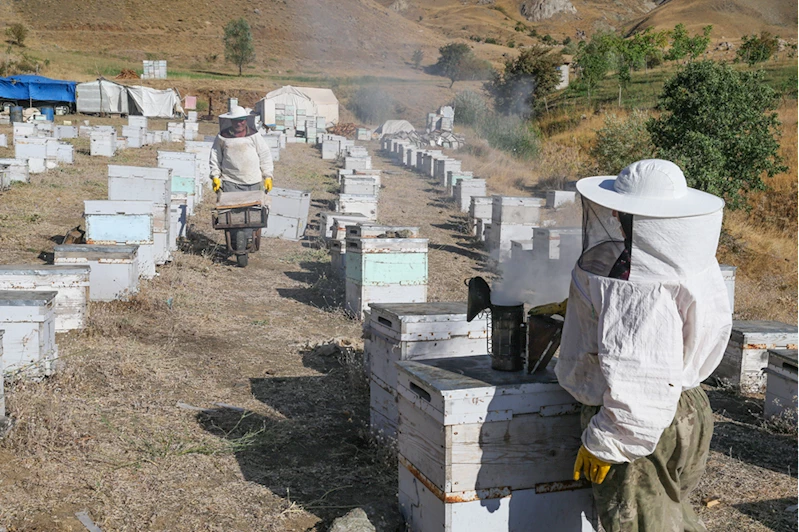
[218,105,258,136]
[555,159,732,464]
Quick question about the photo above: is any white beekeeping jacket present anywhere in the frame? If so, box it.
[556,161,732,464]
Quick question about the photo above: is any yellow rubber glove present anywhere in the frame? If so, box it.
[212,177,222,192]
[529,298,568,317]
[264,177,273,193]
[573,445,612,484]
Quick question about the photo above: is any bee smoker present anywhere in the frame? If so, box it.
[466,276,564,373]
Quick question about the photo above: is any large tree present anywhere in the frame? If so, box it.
[647,61,786,209]
[486,45,562,117]
[223,18,255,76]
[433,43,491,87]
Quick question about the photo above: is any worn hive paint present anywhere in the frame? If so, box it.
[0,290,58,377]
[54,244,140,302]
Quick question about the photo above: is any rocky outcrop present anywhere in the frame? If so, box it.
[389,0,409,12]
[520,0,577,21]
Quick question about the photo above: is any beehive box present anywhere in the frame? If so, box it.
[171,194,189,246]
[336,194,378,221]
[0,158,28,184]
[329,239,347,278]
[15,137,48,160]
[322,140,341,160]
[546,190,577,209]
[344,156,372,171]
[455,179,487,213]
[0,290,58,376]
[510,239,534,262]
[322,212,368,242]
[56,143,73,164]
[397,355,595,532]
[128,115,148,129]
[434,159,461,186]
[158,151,200,211]
[367,302,488,438]
[719,265,736,313]
[469,196,492,236]
[84,200,156,279]
[54,245,140,302]
[0,330,4,423]
[713,320,798,392]
[184,141,213,188]
[54,125,78,139]
[262,188,311,241]
[532,227,582,261]
[344,238,428,319]
[342,176,380,197]
[346,224,420,239]
[0,265,90,331]
[447,171,473,197]
[493,196,545,225]
[90,131,117,157]
[764,349,798,421]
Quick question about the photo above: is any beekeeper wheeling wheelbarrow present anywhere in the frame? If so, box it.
[531,159,732,531]
[209,105,273,267]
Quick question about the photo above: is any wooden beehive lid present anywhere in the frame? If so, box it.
[370,302,467,321]
[215,191,267,209]
[55,244,139,260]
[730,320,798,345]
[0,264,90,275]
[0,290,57,305]
[84,200,154,216]
[271,187,310,199]
[492,195,546,207]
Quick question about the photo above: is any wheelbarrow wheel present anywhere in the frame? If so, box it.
[236,253,248,268]
[234,230,248,268]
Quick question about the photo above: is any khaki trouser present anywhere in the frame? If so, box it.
[581,386,713,532]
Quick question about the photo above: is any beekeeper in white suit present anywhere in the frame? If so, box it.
[209,105,273,194]
[553,159,732,531]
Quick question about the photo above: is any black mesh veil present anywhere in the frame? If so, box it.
[577,197,634,278]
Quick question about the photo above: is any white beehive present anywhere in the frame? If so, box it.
[356,128,371,141]
[397,355,596,532]
[0,330,4,423]
[469,196,492,236]
[262,187,311,241]
[0,265,90,331]
[15,137,48,160]
[367,302,488,438]
[510,239,534,262]
[158,151,199,213]
[329,239,347,278]
[344,156,372,171]
[342,176,380,197]
[446,171,474,197]
[0,290,58,377]
[344,237,428,319]
[171,194,188,245]
[453,178,486,212]
[108,166,172,265]
[764,349,797,421]
[84,200,156,279]
[489,196,545,261]
[532,227,582,261]
[54,245,140,302]
[128,116,148,129]
[713,320,798,392]
[55,125,78,139]
[546,190,577,209]
[336,194,378,221]
[434,158,461,187]
[719,265,736,313]
[90,131,117,157]
[184,140,213,190]
[321,212,368,242]
[0,158,29,184]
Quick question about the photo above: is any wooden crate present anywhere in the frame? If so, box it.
[397,355,595,531]
[764,349,797,420]
[712,320,798,392]
[0,290,58,377]
[54,245,140,302]
[367,302,488,437]
[0,265,90,331]
[344,238,428,319]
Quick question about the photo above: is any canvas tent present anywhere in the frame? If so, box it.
[296,87,339,126]
[75,80,180,118]
[0,75,77,105]
[76,80,129,114]
[375,120,415,138]
[256,85,317,126]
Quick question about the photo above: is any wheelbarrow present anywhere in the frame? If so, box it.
[211,190,269,267]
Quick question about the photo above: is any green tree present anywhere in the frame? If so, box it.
[5,23,28,47]
[737,31,780,65]
[223,18,255,76]
[647,61,786,209]
[433,42,491,87]
[665,24,712,62]
[486,45,562,117]
[572,36,612,103]
[412,49,424,70]
[590,110,656,174]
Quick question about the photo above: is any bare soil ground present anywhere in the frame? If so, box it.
[0,124,795,531]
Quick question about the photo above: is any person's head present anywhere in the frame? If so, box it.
[218,105,256,136]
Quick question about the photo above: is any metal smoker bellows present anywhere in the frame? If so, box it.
[466,276,565,373]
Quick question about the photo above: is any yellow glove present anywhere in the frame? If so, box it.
[264,177,273,193]
[529,298,568,317]
[212,177,222,192]
[573,445,612,484]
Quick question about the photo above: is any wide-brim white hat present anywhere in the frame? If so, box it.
[576,159,724,218]
[219,105,249,120]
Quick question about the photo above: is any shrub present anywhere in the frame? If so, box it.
[5,23,28,47]
[484,37,499,45]
[350,86,396,124]
[411,49,424,70]
[736,32,780,65]
[541,34,556,45]
[453,90,487,125]
[486,45,562,117]
[478,113,540,160]
[647,61,786,209]
[590,110,656,174]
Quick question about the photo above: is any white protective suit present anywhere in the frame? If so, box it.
[555,159,733,464]
[210,109,274,186]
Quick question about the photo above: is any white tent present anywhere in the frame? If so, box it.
[256,85,317,125]
[76,80,129,114]
[376,120,415,138]
[127,86,180,118]
[297,87,339,126]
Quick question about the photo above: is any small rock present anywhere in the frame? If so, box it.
[328,508,376,532]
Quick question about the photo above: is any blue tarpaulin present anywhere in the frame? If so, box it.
[0,75,77,103]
